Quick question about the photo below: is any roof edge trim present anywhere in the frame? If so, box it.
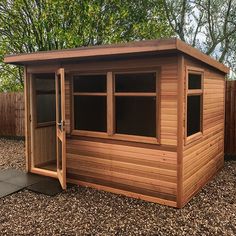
[4,38,229,74]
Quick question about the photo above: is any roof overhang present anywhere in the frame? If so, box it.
[4,38,229,74]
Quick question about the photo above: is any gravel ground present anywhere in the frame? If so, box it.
[0,138,235,236]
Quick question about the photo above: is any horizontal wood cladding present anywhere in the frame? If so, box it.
[182,57,225,206]
[64,55,178,146]
[66,139,177,205]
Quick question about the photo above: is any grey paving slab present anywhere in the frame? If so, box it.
[0,168,71,198]
[0,169,25,181]
[0,181,23,198]
[5,173,51,188]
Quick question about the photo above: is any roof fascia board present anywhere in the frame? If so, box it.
[176,39,229,74]
[4,39,176,64]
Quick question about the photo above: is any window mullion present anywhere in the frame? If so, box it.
[73,92,106,96]
[107,72,114,136]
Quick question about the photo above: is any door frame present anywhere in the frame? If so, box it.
[27,70,67,183]
[24,67,31,172]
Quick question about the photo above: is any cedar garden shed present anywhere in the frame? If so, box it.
[4,38,229,208]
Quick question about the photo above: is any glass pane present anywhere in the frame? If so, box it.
[115,73,156,92]
[74,74,107,92]
[36,94,56,123]
[74,96,107,132]
[188,73,202,89]
[57,138,62,171]
[35,74,55,91]
[35,73,56,124]
[187,95,201,136]
[115,96,156,137]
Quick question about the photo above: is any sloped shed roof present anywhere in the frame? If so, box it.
[4,38,229,74]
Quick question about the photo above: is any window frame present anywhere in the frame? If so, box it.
[185,66,204,145]
[71,68,160,144]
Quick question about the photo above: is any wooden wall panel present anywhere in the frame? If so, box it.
[33,126,56,166]
[66,139,177,206]
[160,63,178,145]
[182,57,225,206]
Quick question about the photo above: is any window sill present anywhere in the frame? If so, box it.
[185,132,203,145]
[71,130,159,144]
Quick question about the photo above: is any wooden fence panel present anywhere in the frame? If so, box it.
[225,80,236,155]
[0,92,24,137]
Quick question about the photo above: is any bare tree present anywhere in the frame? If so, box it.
[163,0,236,72]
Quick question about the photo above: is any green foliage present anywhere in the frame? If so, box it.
[0,0,173,91]
[0,45,23,92]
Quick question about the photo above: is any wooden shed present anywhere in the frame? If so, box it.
[4,38,229,208]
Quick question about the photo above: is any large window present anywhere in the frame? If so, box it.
[34,73,56,126]
[186,69,203,139]
[72,71,158,143]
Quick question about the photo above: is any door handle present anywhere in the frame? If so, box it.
[57,120,65,130]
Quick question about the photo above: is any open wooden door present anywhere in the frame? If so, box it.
[56,68,67,189]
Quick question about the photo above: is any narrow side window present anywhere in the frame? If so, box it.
[186,71,203,138]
